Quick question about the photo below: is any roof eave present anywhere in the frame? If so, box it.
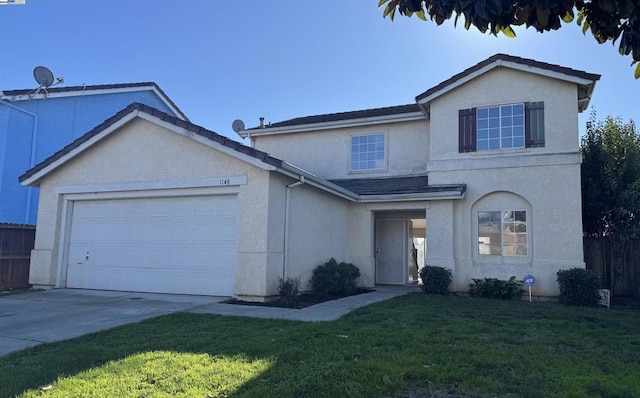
[357,188,466,202]
[238,112,425,137]
[416,59,600,110]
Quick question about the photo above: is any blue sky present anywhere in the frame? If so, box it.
[1,0,638,142]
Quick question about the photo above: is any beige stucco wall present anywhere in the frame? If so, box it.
[253,119,429,180]
[283,180,353,292]
[428,67,580,164]
[426,163,583,296]
[30,118,275,298]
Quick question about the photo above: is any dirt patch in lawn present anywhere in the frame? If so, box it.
[222,288,374,309]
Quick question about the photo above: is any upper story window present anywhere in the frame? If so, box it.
[459,102,545,153]
[478,210,527,256]
[350,133,386,172]
[477,104,525,150]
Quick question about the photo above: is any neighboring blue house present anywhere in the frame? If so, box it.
[0,82,187,224]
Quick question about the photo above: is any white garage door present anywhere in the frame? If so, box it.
[65,195,237,296]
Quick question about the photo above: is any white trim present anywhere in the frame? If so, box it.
[63,186,240,202]
[348,131,388,173]
[53,176,247,195]
[428,152,581,173]
[417,61,593,106]
[237,112,424,137]
[55,199,73,288]
[0,85,186,120]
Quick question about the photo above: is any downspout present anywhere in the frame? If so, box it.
[282,176,305,280]
[0,99,38,224]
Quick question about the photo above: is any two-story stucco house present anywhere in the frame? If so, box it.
[0,82,186,224]
[20,54,600,300]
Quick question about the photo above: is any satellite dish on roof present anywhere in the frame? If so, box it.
[232,119,245,133]
[33,66,55,87]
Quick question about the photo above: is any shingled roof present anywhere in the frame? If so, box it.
[254,103,421,130]
[248,54,599,131]
[1,82,189,121]
[329,175,465,197]
[415,53,600,106]
[19,102,282,184]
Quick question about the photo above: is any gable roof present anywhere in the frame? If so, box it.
[1,82,189,121]
[19,102,281,186]
[415,54,600,112]
[238,54,599,135]
[19,103,465,202]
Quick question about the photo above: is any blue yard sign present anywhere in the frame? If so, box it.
[524,274,535,286]
[523,274,535,302]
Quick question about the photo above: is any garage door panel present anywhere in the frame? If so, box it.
[66,195,237,296]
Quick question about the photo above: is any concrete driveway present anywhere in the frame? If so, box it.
[0,289,225,357]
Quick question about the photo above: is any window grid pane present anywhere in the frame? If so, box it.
[477,104,525,150]
[350,133,385,171]
[478,210,527,256]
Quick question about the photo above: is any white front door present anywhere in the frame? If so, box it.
[375,218,407,284]
[65,195,238,296]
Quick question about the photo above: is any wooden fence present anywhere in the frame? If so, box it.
[584,237,640,297]
[0,223,36,291]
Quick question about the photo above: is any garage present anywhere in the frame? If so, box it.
[64,195,238,296]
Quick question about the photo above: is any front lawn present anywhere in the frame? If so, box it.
[1,294,639,397]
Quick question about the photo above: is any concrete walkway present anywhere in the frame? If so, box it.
[0,286,417,357]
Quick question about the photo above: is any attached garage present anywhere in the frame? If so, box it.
[65,195,238,296]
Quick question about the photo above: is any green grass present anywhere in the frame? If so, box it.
[1,294,639,398]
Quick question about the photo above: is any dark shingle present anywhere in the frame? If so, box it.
[259,104,421,129]
[329,175,465,196]
[19,103,282,183]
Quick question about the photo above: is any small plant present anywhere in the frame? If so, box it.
[310,258,360,297]
[469,276,523,300]
[556,268,601,306]
[419,265,452,295]
[278,277,301,308]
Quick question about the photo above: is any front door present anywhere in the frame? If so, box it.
[375,218,407,284]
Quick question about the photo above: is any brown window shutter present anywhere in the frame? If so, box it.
[458,108,476,153]
[525,102,545,148]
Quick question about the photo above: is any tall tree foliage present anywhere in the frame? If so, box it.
[380,0,640,78]
[581,113,640,291]
[582,112,640,239]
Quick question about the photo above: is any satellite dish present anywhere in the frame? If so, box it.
[232,119,245,133]
[33,66,55,87]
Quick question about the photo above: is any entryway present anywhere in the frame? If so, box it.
[374,211,426,285]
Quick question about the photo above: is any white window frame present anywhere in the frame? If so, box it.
[478,209,527,256]
[477,103,525,151]
[349,132,387,173]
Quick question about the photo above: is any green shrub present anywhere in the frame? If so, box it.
[556,268,601,306]
[310,258,360,297]
[418,265,452,295]
[278,277,300,307]
[469,276,523,300]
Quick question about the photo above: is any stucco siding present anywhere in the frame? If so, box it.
[284,182,352,292]
[253,119,429,180]
[427,162,583,296]
[429,68,579,164]
[30,118,273,297]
